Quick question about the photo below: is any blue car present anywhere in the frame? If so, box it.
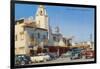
[70,48,82,60]
[15,55,32,65]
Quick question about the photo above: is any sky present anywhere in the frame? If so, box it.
[15,4,95,42]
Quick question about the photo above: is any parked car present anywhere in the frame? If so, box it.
[30,53,51,63]
[85,50,94,59]
[47,53,58,60]
[15,55,32,65]
[81,48,94,59]
[61,51,71,58]
[38,53,51,61]
[70,48,82,60]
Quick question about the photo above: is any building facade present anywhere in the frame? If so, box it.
[15,5,48,55]
[15,5,72,55]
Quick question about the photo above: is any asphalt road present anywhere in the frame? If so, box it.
[15,57,94,67]
[30,57,94,65]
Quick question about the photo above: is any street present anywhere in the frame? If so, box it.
[30,57,94,65]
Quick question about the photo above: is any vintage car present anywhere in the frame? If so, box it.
[15,55,32,65]
[81,48,94,59]
[70,48,82,60]
[47,53,59,60]
[61,51,71,58]
[30,53,51,63]
[82,49,94,59]
[85,50,94,59]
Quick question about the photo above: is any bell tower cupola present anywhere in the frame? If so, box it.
[35,5,48,30]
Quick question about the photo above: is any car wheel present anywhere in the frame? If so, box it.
[16,61,19,65]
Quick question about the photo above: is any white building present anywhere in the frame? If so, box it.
[15,5,49,55]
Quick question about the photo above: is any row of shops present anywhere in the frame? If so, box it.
[29,44,91,56]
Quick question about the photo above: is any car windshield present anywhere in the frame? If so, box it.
[16,55,26,60]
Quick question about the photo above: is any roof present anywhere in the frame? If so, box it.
[23,23,48,31]
[15,19,24,24]
[23,21,36,28]
[35,27,48,31]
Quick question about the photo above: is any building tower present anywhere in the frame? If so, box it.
[35,5,49,30]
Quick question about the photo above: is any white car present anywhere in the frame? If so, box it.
[31,53,50,63]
